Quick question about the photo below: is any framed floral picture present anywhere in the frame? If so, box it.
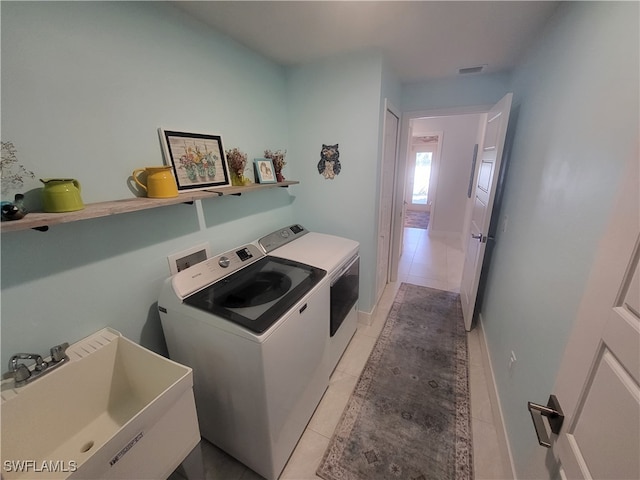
[254,158,276,184]
[158,128,231,191]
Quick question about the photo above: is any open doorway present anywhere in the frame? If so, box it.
[389,106,490,286]
[404,132,440,230]
[406,133,439,212]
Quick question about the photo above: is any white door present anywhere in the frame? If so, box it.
[376,101,400,303]
[460,93,512,330]
[540,157,639,479]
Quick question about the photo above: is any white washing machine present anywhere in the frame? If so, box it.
[258,225,360,373]
[158,243,329,480]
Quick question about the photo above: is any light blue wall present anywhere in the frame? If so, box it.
[1,2,295,366]
[1,2,289,203]
[480,2,639,477]
[381,58,402,112]
[401,72,512,112]
[286,51,390,313]
[1,2,397,367]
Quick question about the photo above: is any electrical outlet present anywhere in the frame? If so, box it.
[508,350,517,376]
[167,243,211,275]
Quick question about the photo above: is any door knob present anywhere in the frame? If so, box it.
[527,394,564,448]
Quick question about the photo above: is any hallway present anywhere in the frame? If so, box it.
[398,227,463,293]
[398,227,513,479]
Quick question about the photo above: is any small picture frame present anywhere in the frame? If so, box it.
[254,158,277,184]
[158,128,231,191]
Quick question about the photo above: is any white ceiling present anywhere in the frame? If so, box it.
[171,1,561,83]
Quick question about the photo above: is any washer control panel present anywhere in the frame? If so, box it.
[258,224,309,253]
[172,244,263,299]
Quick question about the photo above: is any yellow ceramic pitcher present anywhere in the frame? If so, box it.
[132,166,178,198]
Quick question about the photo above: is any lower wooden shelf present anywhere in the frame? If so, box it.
[1,181,298,233]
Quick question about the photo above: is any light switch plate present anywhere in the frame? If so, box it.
[167,242,211,275]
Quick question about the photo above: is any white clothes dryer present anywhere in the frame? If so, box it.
[258,225,360,373]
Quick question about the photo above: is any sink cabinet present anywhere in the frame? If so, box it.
[0,328,201,479]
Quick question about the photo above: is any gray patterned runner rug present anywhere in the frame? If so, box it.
[317,283,473,480]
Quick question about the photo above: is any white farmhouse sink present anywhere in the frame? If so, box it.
[1,328,200,479]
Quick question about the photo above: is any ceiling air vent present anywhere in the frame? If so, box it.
[458,65,487,75]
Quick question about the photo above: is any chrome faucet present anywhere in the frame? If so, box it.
[6,342,69,387]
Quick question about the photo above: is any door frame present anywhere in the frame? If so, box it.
[389,104,492,283]
[376,98,401,302]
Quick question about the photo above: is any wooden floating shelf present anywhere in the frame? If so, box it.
[1,181,298,233]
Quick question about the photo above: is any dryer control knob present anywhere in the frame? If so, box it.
[218,256,230,268]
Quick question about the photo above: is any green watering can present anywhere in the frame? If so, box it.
[40,178,84,213]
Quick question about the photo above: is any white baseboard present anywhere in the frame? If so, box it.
[428,229,460,240]
[477,313,517,479]
[358,304,375,326]
[360,281,404,327]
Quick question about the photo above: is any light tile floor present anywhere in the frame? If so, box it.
[173,227,512,479]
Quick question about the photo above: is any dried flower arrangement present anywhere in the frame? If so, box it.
[1,141,35,195]
[263,149,286,181]
[225,147,251,186]
[226,148,247,176]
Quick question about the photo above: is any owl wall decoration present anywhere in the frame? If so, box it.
[317,144,341,180]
